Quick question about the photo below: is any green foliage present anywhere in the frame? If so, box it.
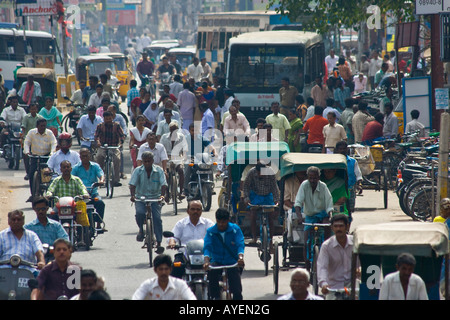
[265,0,416,34]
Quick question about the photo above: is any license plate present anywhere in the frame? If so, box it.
[197,170,212,174]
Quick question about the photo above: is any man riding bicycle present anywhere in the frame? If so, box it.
[294,166,334,269]
[136,52,155,87]
[129,151,167,253]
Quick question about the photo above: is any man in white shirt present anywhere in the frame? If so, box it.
[353,73,367,94]
[46,133,81,176]
[278,268,324,300]
[405,109,425,137]
[322,112,347,154]
[87,84,104,107]
[317,214,358,300]
[200,58,212,81]
[379,253,428,300]
[136,132,168,170]
[132,254,196,300]
[368,51,383,90]
[186,57,204,84]
[223,105,251,139]
[167,200,215,278]
[77,106,104,150]
[325,49,339,75]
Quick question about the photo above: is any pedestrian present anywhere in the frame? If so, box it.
[333,78,351,111]
[279,77,299,115]
[265,101,291,142]
[383,102,399,139]
[405,109,425,137]
[322,111,346,154]
[362,112,384,143]
[177,82,196,132]
[310,76,330,109]
[379,253,428,300]
[322,98,341,123]
[317,214,358,300]
[132,254,196,300]
[286,107,303,152]
[278,268,324,300]
[303,106,328,152]
[368,50,382,90]
[325,49,339,76]
[187,57,204,84]
[353,73,367,94]
[351,101,375,143]
[295,95,308,121]
[339,98,355,145]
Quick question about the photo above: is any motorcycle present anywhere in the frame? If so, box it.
[0,120,22,170]
[163,231,208,300]
[186,153,216,211]
[51,195,91,251]
[42,243,55,264]
[0,255,36,300]
[158,72,173,97]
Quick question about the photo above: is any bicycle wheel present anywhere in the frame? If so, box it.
[312,245,320,295]
[104,160,110,198]
[261,223,270,276]
[172,174,178,215]
[273,241,280,294]
[108,160,115,199]
[403,179,432,218]
[410,186,437,221]
[146,211,154,267]
[83,226,91,250]
[201,184,212,211]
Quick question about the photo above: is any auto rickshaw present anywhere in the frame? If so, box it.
[144,39,180,63]
[75,55,116,84]
[101,52,134,101]
[224,141,290,275]
[168,46,196,74]
[16,67,56,109]
[273,152,349,294]
[351,221,449,300]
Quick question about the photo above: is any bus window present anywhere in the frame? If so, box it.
[219,32,226,49]
[212,32,219,50]
[197,32,203,49]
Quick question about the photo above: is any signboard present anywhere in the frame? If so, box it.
[16,0,57,16]
[435,88,450,110]
[416,0,450,15]
[402,76,433,131]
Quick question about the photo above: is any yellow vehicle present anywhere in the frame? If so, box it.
[75,55,116,85]
[393,96,404,135]
[102,52,134,101]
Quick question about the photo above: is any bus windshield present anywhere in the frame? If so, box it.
[228,44,304,94]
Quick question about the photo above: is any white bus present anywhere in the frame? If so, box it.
[0,28,64,90]
[225,30,325,125]
[197,11,302,73]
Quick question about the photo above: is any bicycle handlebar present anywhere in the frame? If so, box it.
[208,262,239,270]
[248,204,278,208]
[302,222,331,227]
[134,197,163,203]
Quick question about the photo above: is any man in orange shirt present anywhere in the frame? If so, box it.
[303,106,329,153]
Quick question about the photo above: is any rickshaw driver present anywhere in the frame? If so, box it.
[242,162,280,247]
[294,166,334,268]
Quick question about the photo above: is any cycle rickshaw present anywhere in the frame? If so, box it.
[224,141,290,276]
[348,144,389,209]
[351,221,449,300]
[273,152,349,294]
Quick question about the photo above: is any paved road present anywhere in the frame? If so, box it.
[0,101,412,300]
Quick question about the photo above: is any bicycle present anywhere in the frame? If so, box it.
[167,159,183,215]
[325,287,352,300]
[134,197,164,267]
[248,204,278,276]
[99,144,120,199]
[28,154,51,198]
[208,262,239,300]
[302,222,331,295]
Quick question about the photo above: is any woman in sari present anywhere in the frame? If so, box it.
[322,168,349,216]
[38,96,62,136]
[286,108,303,152]
[129,115,151,168]
[142,99,158,132]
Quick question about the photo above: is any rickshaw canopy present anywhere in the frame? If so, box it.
[226,141,290,166]
[353,221,449,257]
[279,153,348,179]
[75,55,116,81]
[16,67,56,81]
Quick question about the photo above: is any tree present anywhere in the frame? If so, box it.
[265,0,416,34]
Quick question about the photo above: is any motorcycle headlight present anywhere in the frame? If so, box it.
[13,132,21,138]
[198,163,210,170]
[189,255,204,266]
[59,208,73,216]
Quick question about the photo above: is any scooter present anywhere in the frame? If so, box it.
[163,231,208,300]
[0,255,36,300]
[0,121,22,170]
[186,153,216,211]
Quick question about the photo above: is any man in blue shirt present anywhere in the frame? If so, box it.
[200,102,215,142]
[129,151,167,252]
[77,106,103,151]
[71,148,106,232]
[203,208,245,300]
[25,197,69,247]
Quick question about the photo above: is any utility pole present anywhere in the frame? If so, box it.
[431,14,445,131]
